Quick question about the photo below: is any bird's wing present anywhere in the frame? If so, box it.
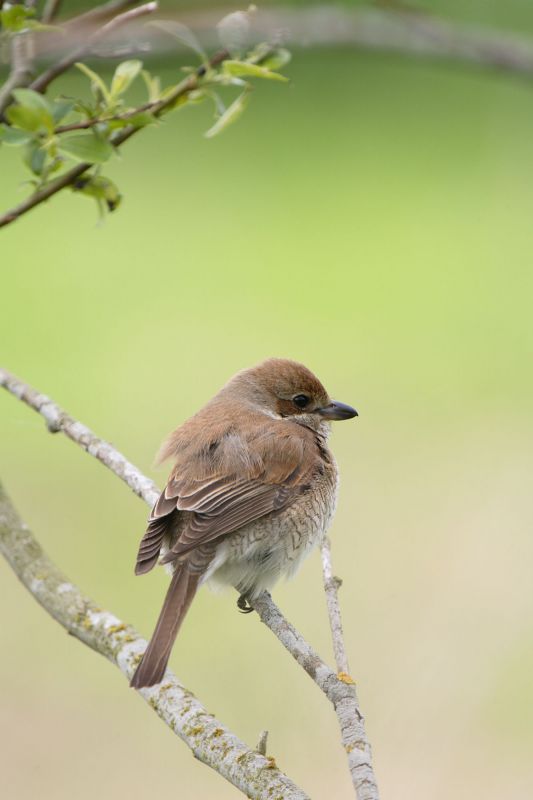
[135,421,320,574]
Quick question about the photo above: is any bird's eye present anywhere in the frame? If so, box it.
[293,394,310,409]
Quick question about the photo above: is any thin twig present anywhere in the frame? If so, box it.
[41,0,63,25]
[62,0,140,29]
[252,592,379,800]
[0,483,309,800]
[0,30,34,116]
[54,101,158,133]
[0,367,380,799]
[321,535,350,676]
[0,48,229,230]
[29,1,158,95]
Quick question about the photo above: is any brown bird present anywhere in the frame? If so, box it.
[130,358,357,689]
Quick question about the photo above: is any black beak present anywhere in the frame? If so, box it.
[317,400,358,421]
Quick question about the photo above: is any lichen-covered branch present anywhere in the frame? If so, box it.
[0,368,380,798]
[0,482,309,800]
[317,536,378,797]
[252,592,379,800]
[0,367,159,505]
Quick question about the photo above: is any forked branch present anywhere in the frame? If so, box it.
[0,367,379,799]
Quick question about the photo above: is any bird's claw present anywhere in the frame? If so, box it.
[237,593,254,614]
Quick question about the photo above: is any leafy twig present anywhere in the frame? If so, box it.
[0,48,229,229]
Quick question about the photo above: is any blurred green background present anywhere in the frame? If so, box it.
[2,2,533,799]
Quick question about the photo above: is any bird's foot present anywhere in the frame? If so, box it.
[237,593,254,614]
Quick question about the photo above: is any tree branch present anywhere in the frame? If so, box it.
[62,0,140,29]
[0,367,158,504]
[0,481,309,800]
[252,592,378,800]
[165,6,533,78]
[41,0,63,25]
[29,1,158,95]
[0,27,34,115]
[0,366,380,798]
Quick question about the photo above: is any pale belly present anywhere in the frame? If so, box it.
[202,467,339,599]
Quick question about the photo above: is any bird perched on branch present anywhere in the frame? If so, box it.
[130,358,357,689]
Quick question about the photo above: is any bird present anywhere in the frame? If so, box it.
[130,358,357,689]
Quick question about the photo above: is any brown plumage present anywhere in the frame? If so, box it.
[130,358,357,689]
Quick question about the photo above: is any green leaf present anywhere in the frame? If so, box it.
[0,6,35,33]
[72,175,122,212]
[58,132,113,164]
[75,63,110,105]
[150,20,206,60]
[0,124,33,146]
[12,88,54,114]
[23,143,47,176]
[141,70,161,103]
[259,48,291,71]
[5,104,53,134]
[52,100,75,124]
[204,91,250,139]
[223,60,288,82]
[7,90,55,133]
[110,60,143,98]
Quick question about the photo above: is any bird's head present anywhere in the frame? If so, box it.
[223,358,358,429]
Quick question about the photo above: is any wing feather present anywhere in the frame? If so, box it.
[135,419,320,572]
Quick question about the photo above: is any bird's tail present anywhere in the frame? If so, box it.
[130,565,199,689]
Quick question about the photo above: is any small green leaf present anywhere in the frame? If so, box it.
[110,60,143,98]
[0,6,35,33]
[141,70,161,102]
[259,48,291,71]
[7,90,55,134]
[150,20,206,60]
[23,143,47,176]
[58,132,113,163]
[5,104,53,134]
[72,175,122,212]
[204,91,250,139]
[52,100,75,124]
[223,60,288,82]
[12,88,54,114]
[75,63,110,105]
[0,124,33,146]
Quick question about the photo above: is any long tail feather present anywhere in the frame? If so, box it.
[130,566,199,688]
